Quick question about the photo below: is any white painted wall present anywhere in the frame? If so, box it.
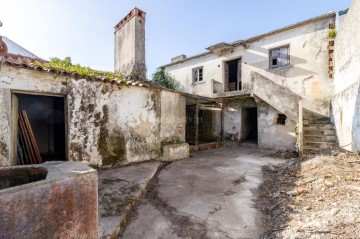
[258,102,297,151]
[334,1,360,93]
[332,0,360,152]
[160,90,186,142]
[223,100,296,151]
[165,16,335,116]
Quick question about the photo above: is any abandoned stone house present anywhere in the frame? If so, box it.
[0,2,359,169]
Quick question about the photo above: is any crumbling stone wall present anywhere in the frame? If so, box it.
[0,65,184,166]
[67,79,164,166]
[0,66,68,167]
[0,89,10,166]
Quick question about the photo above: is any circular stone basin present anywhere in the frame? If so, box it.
[0,167,47,190]
[0,162,98,239]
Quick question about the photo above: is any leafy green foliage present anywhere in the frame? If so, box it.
[34,57,127,83]
[328,28,337,39]
[152,67,184,91]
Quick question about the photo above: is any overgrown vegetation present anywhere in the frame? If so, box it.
[152,67,184,91]
[34,57,127,83]
[88,164,99,170]
[161,140,186,146]
[328,28,337,39]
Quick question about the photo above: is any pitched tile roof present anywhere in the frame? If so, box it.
[1,53,160,89]
[162,12,336,68]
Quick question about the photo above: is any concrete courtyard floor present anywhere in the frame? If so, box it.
[121,146,283,239]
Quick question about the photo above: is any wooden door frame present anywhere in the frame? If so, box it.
[223,57,242,92]
[10,90,68,165]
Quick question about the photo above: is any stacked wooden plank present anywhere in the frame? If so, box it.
[17,110,42,165]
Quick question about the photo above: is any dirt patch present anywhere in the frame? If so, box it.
[272,150,299,159]
[258,152,360,238]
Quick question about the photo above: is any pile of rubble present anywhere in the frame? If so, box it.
[258,152,360,238]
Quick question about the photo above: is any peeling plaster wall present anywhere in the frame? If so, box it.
[0,88,11,167]
[331,81,360,152]
[166,16,334,116]
[332,0,360,152]
[0,66,68,167]
[223,99,296,150]
[68,79,162,165]
[258,102,297,151]
[224,102,241,141]
[0,65,184,166]
[160,91,186,142]
[224,99,257,141]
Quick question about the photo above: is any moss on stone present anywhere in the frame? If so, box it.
[70,143,83,161]
[161,141,186,146]
[0,141,8,160]
[98,105,127,166]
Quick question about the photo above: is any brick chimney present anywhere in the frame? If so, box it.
[114,7,146,78]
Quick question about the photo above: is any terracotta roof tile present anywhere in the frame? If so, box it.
[1,53,163,90]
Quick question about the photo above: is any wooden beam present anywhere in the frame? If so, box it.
[195,99,199,146]
[221,103,225,142]
[22,111,42,164]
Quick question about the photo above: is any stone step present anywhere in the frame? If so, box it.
[304,135,337,142]
[304,129,336,136]
[304,118,331,124]
[304,142,337,149]
[303,124,334,131]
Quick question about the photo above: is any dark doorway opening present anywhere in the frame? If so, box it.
[225,58,241,92]
[240,108,258,143]
[185,105,220,145]
[16,94,66,162]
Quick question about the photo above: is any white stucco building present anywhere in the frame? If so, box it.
[163,12,339,153]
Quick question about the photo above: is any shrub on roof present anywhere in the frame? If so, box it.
[34,57,126,83]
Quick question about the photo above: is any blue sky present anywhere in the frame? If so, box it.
[0,0,351,78]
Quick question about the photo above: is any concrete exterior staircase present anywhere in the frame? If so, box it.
[303,112,337,155]
[250,72,300,122]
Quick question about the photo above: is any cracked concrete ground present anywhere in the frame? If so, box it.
[122,146,283,239]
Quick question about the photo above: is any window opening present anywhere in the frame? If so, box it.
[270,46,290,69]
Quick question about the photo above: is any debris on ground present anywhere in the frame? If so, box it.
[258,152,360,238]
[272,150,299,159]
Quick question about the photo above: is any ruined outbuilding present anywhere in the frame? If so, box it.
[0,8,187,167]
